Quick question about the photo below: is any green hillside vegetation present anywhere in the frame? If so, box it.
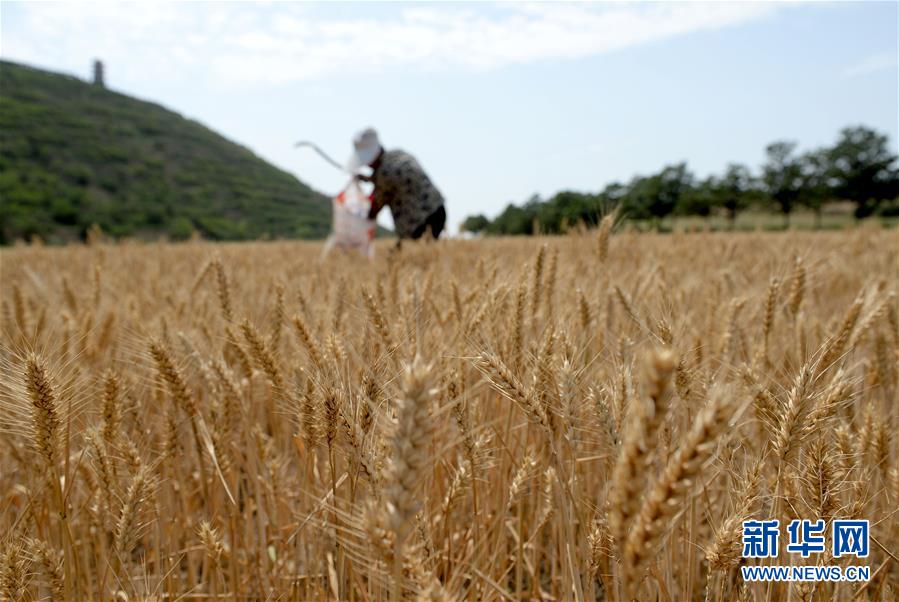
[0,60,331,243]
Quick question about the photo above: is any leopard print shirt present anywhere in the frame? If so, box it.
[372,150,444,238]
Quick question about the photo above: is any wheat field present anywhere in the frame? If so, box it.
[1,225,897,601]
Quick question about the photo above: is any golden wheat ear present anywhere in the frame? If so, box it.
[622,389,736,597]
[25,353,61,471]
[608,347,676,549]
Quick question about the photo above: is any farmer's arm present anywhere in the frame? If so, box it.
[368,197,383,220]
[368,181,391,220]
[366,170,395,220]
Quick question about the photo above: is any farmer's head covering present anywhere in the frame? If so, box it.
[346,128,382,172]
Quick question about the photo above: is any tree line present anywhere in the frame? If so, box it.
[463,126,899,235]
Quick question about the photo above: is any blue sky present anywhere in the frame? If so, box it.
[2,2,896,232]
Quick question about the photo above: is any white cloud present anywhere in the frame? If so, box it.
[842,51,898,79]
[1,2,781,88]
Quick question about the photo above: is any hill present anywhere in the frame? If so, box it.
[0,60,331,243]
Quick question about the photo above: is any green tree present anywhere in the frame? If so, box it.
[462,214,490,233]
[716,163,756,228]
[653,163,694,223]
[797,150,830,229]
[598,181,627,212]
[620,175,652,221]
[678,176,715,219]
[167,216,194,241]
[624,163,694,229]
[826,126,899,218]
[463,125,898,235]
[762,142,804,227]
[488,200,539,235]
[537,191,602,233]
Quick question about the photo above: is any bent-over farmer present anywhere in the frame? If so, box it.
[348,128,446,243]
